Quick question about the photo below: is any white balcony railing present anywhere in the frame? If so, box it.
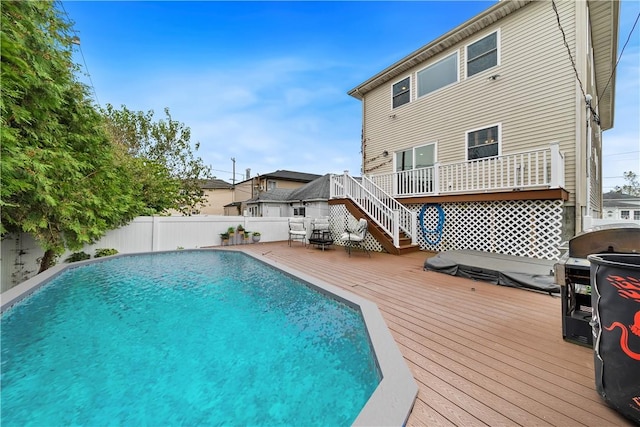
[369,143,564,197]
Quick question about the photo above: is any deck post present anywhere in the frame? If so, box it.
[550,142,562,188]
[410,210,417,245]
[433,162,441,195]
[392,210,400,247]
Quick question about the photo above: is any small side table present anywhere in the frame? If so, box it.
[308,229,333,251]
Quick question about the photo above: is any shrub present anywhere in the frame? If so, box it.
[65,252,91,263]
[94,248,119,258]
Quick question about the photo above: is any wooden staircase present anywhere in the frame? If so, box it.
[335,198,420,256]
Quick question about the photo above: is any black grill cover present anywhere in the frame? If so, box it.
[589,253,640,424]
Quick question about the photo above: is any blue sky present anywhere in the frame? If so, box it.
[63,1,639,190]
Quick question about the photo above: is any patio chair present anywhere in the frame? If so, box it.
[288,217,307,246]
[340,218,371,257]
[308,217,333,251]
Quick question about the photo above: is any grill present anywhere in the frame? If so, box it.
[554,224,640,346]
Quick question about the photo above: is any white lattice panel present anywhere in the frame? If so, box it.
[329,205,385,253]
[409,200,563,260]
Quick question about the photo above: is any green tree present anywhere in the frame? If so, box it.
[1,1,143,272]
[102,104,212,214]
[613,171,640,197]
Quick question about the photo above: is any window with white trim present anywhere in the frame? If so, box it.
[395,143,436,171]
[621,210,630,219]
[417,53,458,98]
[466,31,498,77]
[392,77,410,108]
[634,211,640,221]
[466,125,500,160]
[293,207,305,217]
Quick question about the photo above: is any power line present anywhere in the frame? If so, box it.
[596,11,640,111]
[603,150,640,157]
[58,1,100,106]
[551,0,601,125]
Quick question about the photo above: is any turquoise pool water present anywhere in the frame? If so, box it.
[1,251,380,426]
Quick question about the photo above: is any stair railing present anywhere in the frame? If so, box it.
[330,172,416,247]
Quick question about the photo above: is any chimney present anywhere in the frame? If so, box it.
[245,168,251,179]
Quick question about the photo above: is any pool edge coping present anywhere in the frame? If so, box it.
[1,249,418,426]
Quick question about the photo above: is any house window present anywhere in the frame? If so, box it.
[466,125,500,160]
[417,53,458,98]
[392,77,410,108]
[267,180,276,191]
[634,211,640,220]
[466,31,498,77]
[395,143,435,171]
[293,207,306,217]
[621,210,630,219]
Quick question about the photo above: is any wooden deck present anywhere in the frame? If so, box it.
[231,242,632,427]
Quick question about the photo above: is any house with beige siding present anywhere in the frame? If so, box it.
[330,0,618,260]
[197,179,234,215]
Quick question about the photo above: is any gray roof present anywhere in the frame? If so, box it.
[603,192,640,201]
[289,174,331,201]
[237,170,322,185]
[246,188,294,204]
[244,174,331,205]
[199,179,233,190]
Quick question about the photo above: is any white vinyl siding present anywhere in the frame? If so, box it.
[417,53,458,98]
[360,1,580,202]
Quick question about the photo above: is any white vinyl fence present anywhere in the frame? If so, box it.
[1,215,291,292]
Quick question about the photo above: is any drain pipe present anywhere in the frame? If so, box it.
[585,94,593,221]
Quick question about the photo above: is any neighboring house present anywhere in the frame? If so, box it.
[231,170,322,216]
[198,179,234,215]
[603,192,640,220]
[245,174,331,218]
[330,0,619,260]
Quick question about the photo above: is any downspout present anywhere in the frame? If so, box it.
[354,88,366,175]
[585,94,593,219]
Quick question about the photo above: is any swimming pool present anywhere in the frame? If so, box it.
[1,250,417,426]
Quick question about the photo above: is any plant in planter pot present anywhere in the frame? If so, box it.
[220,232,230,246]
[252,231,261,243]
[242,230,251,243]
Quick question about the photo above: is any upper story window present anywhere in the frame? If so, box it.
[293,207,306,217]
[466,124,500,160]
[417,53,458,98]
[466,31,499,77]
[621,210,630,219]
[392,77,410,108]
[267,180,276,190]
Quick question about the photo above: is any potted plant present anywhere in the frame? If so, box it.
[242,230,251,243]
[220,232,230,246]
[252,231,261,243]
[227,226,235,237]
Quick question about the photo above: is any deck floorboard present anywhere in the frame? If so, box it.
[231,243,632,426]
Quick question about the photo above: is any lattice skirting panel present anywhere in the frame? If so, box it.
[328,205,385,253]
[409,200,564,260]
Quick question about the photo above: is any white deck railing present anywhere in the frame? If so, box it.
[330,173,416,247]
[369,143,564,197]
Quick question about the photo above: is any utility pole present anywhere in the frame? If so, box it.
[231,157,236,203]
